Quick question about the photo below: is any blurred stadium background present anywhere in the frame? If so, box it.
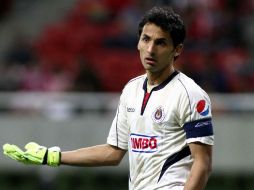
[0,0,254,189]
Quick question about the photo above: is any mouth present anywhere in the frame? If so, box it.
[145,57,156,65]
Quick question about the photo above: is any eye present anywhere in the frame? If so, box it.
[141,36,149,42]
[155,40,167,46]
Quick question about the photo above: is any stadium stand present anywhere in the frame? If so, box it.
[0,0,253,92]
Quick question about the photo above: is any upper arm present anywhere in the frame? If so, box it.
[183,142,213,190]
[189,142,213,169]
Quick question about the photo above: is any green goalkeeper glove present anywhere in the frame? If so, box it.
[3,142,61,167]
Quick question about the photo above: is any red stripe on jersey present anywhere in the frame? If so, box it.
[141,92,151,115]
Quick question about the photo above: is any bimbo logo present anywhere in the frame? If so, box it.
[130,133,158,153]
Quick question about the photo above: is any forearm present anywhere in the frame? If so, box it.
[61,144,126,167]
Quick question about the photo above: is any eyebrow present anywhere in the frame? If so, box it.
[142,34,168,42]
[156,38,168,43]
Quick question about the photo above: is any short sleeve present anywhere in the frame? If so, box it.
[179,86,214,145]
[107,88,129,150]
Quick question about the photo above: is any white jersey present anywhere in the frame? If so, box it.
[107,71,214,190]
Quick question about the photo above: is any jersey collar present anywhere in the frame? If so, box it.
[143,70,179,92]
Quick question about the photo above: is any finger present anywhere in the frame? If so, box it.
[5,151,23,161]
[3,143,13,153]
[3,144,24,154]
[24,142,39,151]
[4,149,25,162]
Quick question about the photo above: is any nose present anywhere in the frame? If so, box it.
[147,42,155,54]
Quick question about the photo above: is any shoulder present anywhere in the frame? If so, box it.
[175,72,211,101]
[175,72,213,123]
[175,72,211,109]
[118,74,146,101]
[123,73,146,91]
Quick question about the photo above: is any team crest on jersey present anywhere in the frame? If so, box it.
[196,100,209,116]
[152,106,165,124]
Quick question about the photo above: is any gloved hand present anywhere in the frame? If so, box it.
[3,142,61,167]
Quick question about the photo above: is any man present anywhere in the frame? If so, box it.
[3,6,214,190]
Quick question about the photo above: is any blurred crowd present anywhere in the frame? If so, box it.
[0,0,253,92]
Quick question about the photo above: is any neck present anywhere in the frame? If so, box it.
[147,67,175,85]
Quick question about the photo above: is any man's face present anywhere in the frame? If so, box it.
[138,23,179,75]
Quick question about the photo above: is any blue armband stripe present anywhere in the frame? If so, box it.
[183,118,213,139]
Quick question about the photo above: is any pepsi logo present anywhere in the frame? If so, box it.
[196,100,209,116]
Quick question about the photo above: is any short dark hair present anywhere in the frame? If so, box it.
[138,6,186,48]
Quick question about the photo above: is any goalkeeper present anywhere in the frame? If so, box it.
[3,6,214,190]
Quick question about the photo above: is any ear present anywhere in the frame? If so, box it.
[174,44,184,57]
